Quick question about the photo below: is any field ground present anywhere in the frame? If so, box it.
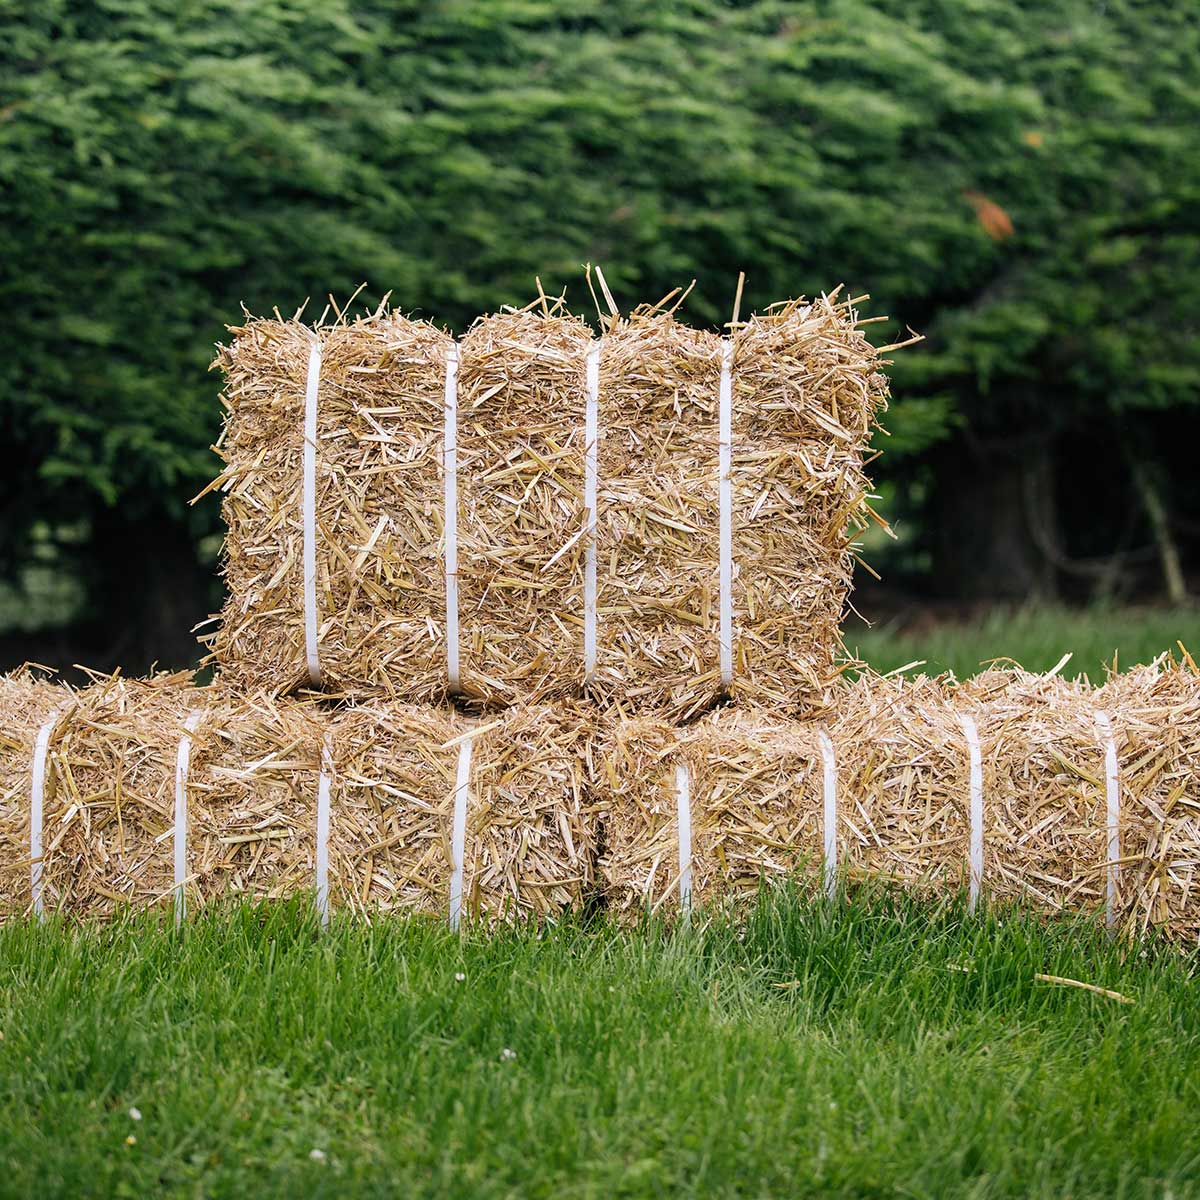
[0,893,1197,1199]
[850,602,1200,682]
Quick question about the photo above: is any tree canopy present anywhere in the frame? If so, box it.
[1,0,1197,666]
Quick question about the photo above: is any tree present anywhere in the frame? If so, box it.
[1,0,1196,672]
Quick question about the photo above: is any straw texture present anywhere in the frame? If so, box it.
[1095,658,1200,942]
[188,691,328,907]
[726,295,889,711]
[828,674,970,893]
[453,308,593,703]
[599,707,824,914]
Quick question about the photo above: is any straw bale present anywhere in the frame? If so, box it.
[0,669,76,919]
[453,308,593,702]
[599,707,825,914]
[329,701,598,922]
[590,311,724,717]
[207,310,455,699]
[726,295,889,711]
[828,674,970,892]
[959,669,1108,918]
[187,691,329,906]
[1093,659,1200,943]
[36,672,214,919]
[594,712,683,915]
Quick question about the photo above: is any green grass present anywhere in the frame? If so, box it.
[848,604,1200,682]
[1,893,1197,1198]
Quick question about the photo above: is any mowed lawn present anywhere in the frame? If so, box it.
[0,892,1197,1199]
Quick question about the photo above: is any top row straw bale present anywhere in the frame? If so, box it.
[205,291,890,717]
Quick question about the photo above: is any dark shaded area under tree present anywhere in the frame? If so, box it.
[1,0,1197,679]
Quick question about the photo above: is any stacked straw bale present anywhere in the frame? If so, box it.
[206,309,455,699]
[329,701,598,921]
[453,308,593,702]
[0,669,76,918]
[591,309,724,717]
[724,296,887,711]
[205,291,888,714]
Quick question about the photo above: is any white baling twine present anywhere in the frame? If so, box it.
[818,731,838,900]
[675,763,693,922]
[172,710,203,929]
[315,734,334,928]
[302,339,323,686]
[959,714,984,913]
[583,344,601,684]
[1094,710,1120,930]
[717,339,734,690]
[443,343,462,692]
[449,737,473,931]
[30,708,66,919]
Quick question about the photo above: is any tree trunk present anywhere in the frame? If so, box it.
[81,509,215,676]
[927,433,1058,602]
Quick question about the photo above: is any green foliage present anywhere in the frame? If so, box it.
[0,895,1197,1197]
[1,0,1197,595]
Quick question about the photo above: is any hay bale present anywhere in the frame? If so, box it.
[829,674,970,893]
[0,669,76,918]
[961,669,1108,918]
[598,707,824,915]
[206,292,889,713]
[35,672,212,919]
[207,309,455,699]
[1094,658,1200,942]
[329,701,598,922]
[188,691,329,906]
[591,310,724,717]
[454,307,594,702]
[727,295,889,711]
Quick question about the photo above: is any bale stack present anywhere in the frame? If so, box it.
[11,278,1197,944]
[203,289,889,715]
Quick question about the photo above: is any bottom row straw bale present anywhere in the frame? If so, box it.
[329,702,598,921]
[962,669,1109,921]
[0,669,76,915]
[40,673,211,918]
[598,708,824,915]
[2,662,1198,939]
[827,675,970,894]
[1096,659,1200,942]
